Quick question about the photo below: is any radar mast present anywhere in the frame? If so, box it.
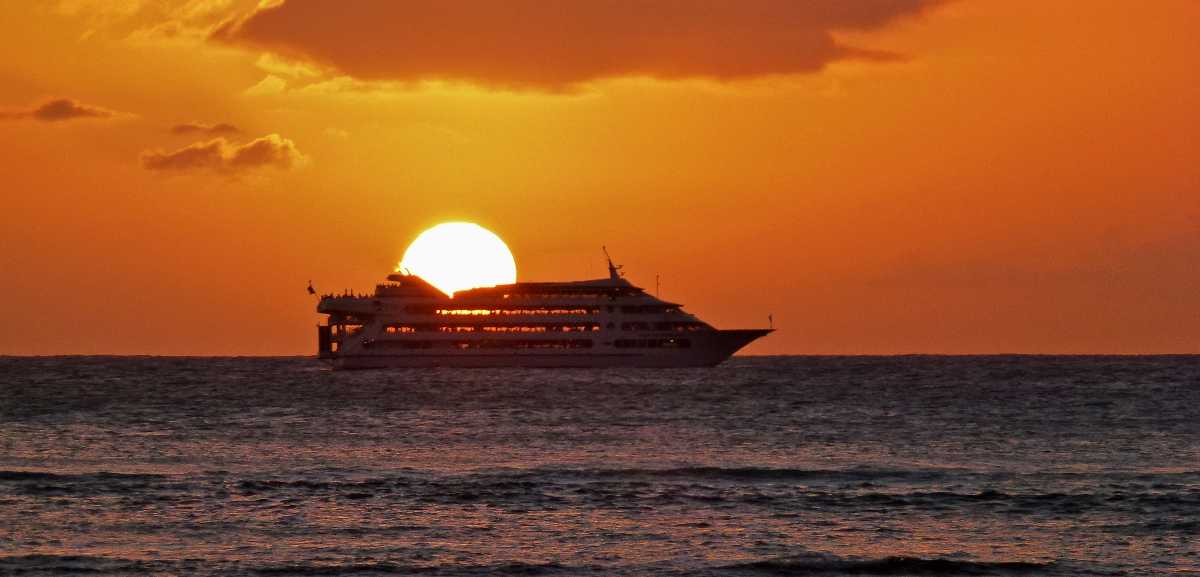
[602,246,624,280]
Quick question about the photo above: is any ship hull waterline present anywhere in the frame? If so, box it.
[324,329,771,369]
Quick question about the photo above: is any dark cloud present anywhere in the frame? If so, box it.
[214,0,942,88]
[141,134,306,173]
[1,98,117,121]
[171,122,241,136]
[33,99,116,121]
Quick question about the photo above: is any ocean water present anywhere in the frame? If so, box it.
[0,356,1197,576]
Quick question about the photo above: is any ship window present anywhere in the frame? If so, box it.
[374,339,434,349]
[436,308,497,316]
[619,305,682,315]
[440,339,594,349]
[614,338,691,349]
[476,324,600,333]
[430,307,600,316]
[436,326,477,333]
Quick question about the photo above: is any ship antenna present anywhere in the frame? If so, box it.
[602,246,623,279]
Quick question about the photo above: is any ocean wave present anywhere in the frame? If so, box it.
[252,561,572,576]
[726,553,1054,575]
[0,556,576,576]
[235,466,934,492]
[237,477,393,492]
[0,554,160,574]
[0,469,169,496]
[189,470,1200,517]
[536,466,956,483]
[0,470,164,482]
[253,562,432,575]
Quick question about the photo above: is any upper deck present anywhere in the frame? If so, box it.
[318,271,690,323]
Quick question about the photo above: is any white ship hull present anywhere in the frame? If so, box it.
[327,330,769,369]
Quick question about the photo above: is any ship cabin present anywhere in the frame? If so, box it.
[317,270,714,359]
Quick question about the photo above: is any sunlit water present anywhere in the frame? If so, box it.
[1,356,1197,576]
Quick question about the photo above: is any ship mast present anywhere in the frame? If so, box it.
[602,246,623,280]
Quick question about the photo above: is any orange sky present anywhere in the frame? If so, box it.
[1,0,1197,355]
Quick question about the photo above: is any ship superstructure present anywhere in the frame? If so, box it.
[316,257,770,368]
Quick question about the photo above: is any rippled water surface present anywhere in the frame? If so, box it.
[1,356,1197,576]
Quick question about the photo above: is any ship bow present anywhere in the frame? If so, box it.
[711,329,773,362]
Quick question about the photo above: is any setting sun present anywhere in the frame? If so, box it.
[397,222,517,296]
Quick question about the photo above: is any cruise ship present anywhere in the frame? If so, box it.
[316,258,772,368]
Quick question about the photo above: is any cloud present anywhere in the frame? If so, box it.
[58,0,248,43]
[243,74,288,96]
[213,0,942,88]
[170,121,241,136]
[1,98,118,122]
[141,133,306,173]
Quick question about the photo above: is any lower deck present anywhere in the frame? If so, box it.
[319,328,771,369]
